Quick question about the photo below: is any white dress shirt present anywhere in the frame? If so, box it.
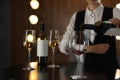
[59,4,120,61]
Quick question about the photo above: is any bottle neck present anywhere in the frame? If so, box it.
[38,30,47,40]
[40,22,45,33]
[40,30,44,35]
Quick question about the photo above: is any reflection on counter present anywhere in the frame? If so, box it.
[29,69,38,80]
[115,69,120,79]
[30,62,38,69]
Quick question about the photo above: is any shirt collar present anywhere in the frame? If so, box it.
[86,4,104,16]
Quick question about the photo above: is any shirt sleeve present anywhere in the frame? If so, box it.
[113,8,120,19]
[59,12,77,54]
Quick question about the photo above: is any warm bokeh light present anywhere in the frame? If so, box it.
[27,34,34,42]
[29,62,38,80]
[116,36,120,40]
[29,15,39,25]
[115,69,120,79]
[116,3,120,9]
[29,70,38,80]
[30,62,38,69]
[30,0,40,10]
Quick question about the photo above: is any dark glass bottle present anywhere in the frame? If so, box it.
[37,22,48,67]
[95,21,116,35]
[80,21,116,35]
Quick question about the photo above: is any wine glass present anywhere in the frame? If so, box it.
[48,30,60,68]
[23,29,36,70]
[69,30,88,79]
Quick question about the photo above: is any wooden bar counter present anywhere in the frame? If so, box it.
[0,62,117,80]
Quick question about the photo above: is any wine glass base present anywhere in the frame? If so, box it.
[48,64,60,68]
[23,66,35,71]
[71,75,87,80]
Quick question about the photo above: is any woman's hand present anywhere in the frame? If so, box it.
[84,43,110,54]
[109,18,120,28]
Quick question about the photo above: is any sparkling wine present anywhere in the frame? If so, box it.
[23,29,36,71]
[23,42,35,49]
[49,41,59,48]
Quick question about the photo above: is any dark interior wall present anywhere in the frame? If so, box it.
[10,0,120,66]
[0,0,10,67]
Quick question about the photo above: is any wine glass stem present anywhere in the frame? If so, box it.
[28,48,31,67]
[52,47,55,66]
[77,55,81,75]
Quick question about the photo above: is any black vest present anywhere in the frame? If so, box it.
[75,7,119,71]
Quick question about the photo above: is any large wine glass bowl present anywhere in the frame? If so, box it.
[23,29,36,71]
[69,31,88,79]
[48,30,60,68]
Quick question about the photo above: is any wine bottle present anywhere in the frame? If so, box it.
[95,21,116,35]
[79,21,116,35]
[37,22,48,67]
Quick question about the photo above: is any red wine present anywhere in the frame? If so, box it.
[74,51,84,55]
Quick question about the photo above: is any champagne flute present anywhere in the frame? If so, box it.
[48,30,60,68]
[69,30,88,79]
[23,29,36,70]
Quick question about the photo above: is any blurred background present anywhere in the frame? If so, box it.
[0,0,120,66]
